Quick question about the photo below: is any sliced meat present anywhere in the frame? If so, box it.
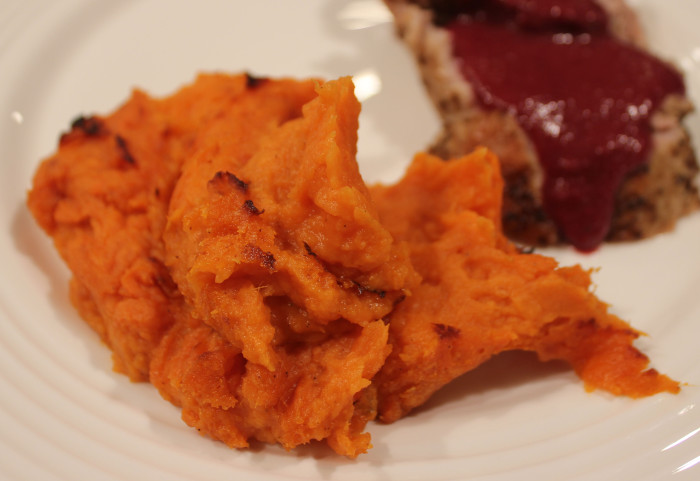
[385,0,699,249]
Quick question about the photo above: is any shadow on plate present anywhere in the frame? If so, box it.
[407,351,572,419]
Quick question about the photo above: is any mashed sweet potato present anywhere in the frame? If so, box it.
[27,73,321,380]
[369,149,679,422]
[154,76,418,456]
[27,73,679,457]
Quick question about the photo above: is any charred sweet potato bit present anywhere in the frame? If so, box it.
[207,171,249,194]
[242,199,264,215]
[245,72,268,88]
[71,115,105,136]
[114,135,136,165]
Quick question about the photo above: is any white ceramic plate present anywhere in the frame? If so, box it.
[2,1,699,480]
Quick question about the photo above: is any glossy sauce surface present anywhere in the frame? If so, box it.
[444,0,685,250]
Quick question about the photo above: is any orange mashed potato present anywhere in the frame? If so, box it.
[27,73,679,457]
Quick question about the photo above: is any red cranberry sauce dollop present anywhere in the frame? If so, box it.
[439,0,685,250]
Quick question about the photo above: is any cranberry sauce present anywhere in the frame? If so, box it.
[442,0,685,250]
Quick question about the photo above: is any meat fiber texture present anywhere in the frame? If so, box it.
[27,73,678,457]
